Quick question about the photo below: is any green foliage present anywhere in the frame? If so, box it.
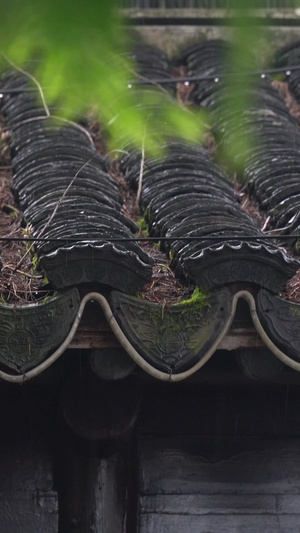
[175,285,210,309]
[216,3,265,170]
[30,252,40,271]
[147,286,210,334]
[0,1,295,160]
[294,239,300,254]
[137,217,149,236]
[0,0,205,153]
[9,209,18,219]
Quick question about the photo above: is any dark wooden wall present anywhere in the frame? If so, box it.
[0,382,58,532]
[1,356,300,532]
[136,381,300,533]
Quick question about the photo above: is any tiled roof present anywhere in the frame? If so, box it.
[182,39,300,242]
[1,42,300,382]
[2,74,153,294]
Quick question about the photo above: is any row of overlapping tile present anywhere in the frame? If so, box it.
[119,42,300,293]
[182,39,300,248]
[2,45,298,298]
[0,74,153,294]
[120,140,298,292]
[1,41,300,380]
[110,40,300,377]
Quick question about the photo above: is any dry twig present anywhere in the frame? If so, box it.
[14,158,93,271]
[1,54,94,145]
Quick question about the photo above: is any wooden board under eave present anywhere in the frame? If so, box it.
[138,436,300,533]
[139,513,300,533]
[0,492,58,533]
[0,440,58,533]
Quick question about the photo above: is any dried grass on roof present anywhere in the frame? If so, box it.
[271,80,300,303]
[0,148,48,304]
[272,80,300,121]
[2,77,300,305]
[109,159,195,305]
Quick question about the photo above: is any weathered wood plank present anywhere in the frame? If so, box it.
[0,492,58,533]
[139,513,300,533]
[69,324,264,350]
[59,447,129,533]
[0,440,54,492]
[140,494,300,515]
[70,298,261,350]
[70,329,121,349]
[96,455,129,533]
[220,328,264,350]
[139,438,300,495]
[0,440,58,533]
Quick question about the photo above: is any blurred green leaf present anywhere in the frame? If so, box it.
[0,0,206,153]
[0,0,279,162]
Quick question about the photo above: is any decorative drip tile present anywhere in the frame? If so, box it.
[109,287,231,374]
[256,288,300,363]
[183,242,299,293]
[0,288,80,373]
[40,243,153,294]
